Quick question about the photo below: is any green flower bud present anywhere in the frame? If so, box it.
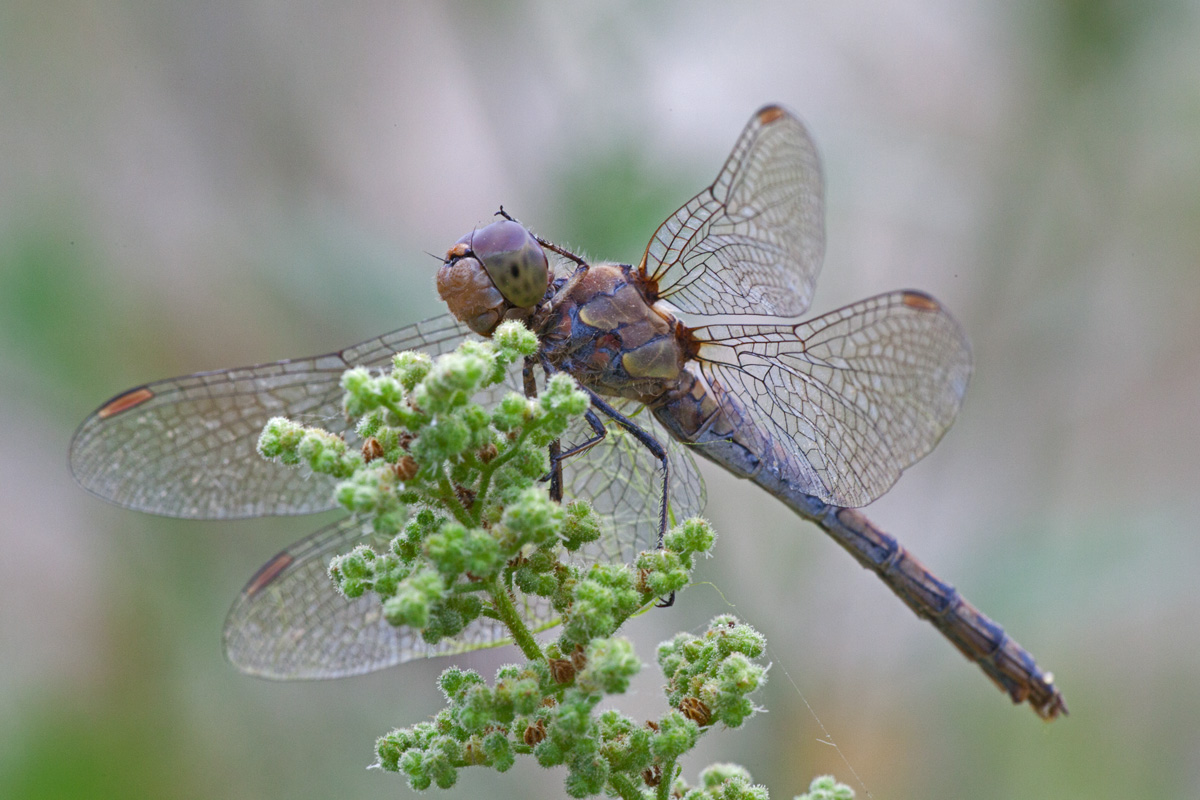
[578,637,640,694]
[796,775,856,800]
[392,350,432,391]
[501,487,564,549]
[695,764,768,800]
[651,710,700,760]
[664,517,716,562]
[483,730,515,772]
[560,501,601,551]
[256,416,305,461]
[493,320,540,360]
[438,667,484,701]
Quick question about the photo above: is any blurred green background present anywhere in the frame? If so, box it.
[3,1,1199,798]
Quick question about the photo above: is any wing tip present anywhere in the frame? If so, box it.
[756,104,788,125]
[242,551,296,597]
[97,386,156,419]
[900,290,942,312]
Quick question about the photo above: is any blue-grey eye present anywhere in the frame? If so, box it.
[469,220,549,309]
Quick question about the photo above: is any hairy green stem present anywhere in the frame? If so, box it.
[434,470,473,527]
[486,578,543,661]
[474,429,532,508]
[656,760,677,800]
[608,772,643,800]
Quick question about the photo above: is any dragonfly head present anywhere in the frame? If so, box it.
[438,220,550,336]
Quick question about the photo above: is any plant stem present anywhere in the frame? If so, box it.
[486,578,543,661]
[434,470,473,527]
[474,429,531,506]
[608,772,643,800]
[656,760,677,800]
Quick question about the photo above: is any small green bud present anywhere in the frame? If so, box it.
[700,763,753,789]
[578,637,640,694]
[651,710,700,760]
[375,728,410,772]
[438,667,484,701]
[510,678,541,716]
[398,748,433,791]
[596,711,652,773]
[564,753,609,798]
[796,775,856,800]
[335,475,380,512]
[458,683,495,732]
[636,548,689,596]
[483,730,515,772]
[381,568,444,628]
[423,522,469,578]
[392,350,432,391]
[696,764,768,800]
[492,392,534,432]
[560,501,601,551]
[664,517,716,561]
[501,487,564,549]
[493,320,539,360]
[356,408,384,439]
[256,416,305,461]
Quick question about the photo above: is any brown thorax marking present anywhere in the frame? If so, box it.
[566,264,687,385]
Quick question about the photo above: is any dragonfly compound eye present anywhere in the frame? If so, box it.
[470,220,549,309]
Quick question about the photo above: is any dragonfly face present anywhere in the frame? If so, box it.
[69,104,1065,719]
[438,219,550,335]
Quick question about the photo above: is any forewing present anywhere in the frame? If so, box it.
[69,315,474,519]
[692,291,970,507]
[639,105,824,318]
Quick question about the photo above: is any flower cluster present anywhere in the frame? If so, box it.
[256,321,852,799]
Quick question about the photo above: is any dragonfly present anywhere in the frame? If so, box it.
[71,104,1066,720]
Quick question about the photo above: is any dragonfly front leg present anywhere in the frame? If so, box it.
[525,358,608,502]
[580,389,671,549]
[532,360,676,606]
[544,409,609,502]
[577,388,677,608]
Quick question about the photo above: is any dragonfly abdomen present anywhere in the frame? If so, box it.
[650,364,827,492]
[790,496,1068,720]
[651,364,1067,720]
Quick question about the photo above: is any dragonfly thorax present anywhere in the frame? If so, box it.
[538,262,689,405]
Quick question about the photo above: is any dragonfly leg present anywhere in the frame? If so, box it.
[541,410,608,500]
[578,388,677,608]
[580,389,670,547]
[523,357,566,502]
[496,206,590,270]
[535,360,676,606]
[525,358,609,500]
[555,409,609,461]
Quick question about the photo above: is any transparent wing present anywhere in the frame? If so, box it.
[223,407,706,679]
[638,105,824,318]
[69,315,475,519]
[562,401,706,566]
[691,291,971,507]
[222,516,542,678]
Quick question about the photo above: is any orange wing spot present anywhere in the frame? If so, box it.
[757,105,786,125]
[901,291,941,312]
[243,552,294,597]
[98,387,155,419]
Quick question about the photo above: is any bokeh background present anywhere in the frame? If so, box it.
[4,2,1199,798]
